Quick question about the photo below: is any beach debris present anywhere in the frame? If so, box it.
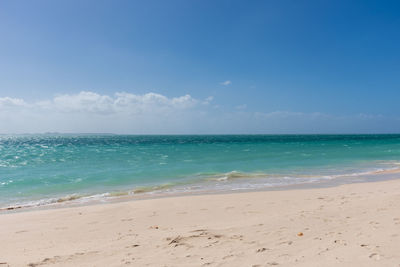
[256,247,268,253]
[168,236,182,245]
[125,244,140,248]
[297,232,303,237]
[369,253,381,260]
[149,225,159,229]
[1,206,22,211]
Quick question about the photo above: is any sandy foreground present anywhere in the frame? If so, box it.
[1,180,400,267]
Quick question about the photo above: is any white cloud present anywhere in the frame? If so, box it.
[0,91,397,134]
[35,91,198,114]
[0,97,27,108]
[202,96,214,105]
[0,91,207,134]
[220,80,232,86]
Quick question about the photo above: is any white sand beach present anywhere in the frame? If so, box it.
[2,179,400,266]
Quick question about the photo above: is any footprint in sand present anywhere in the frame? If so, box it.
[54,227,68,230]
[15,230,28,234]
[222,254,234,259]
[177,211,187,214]
[190,229,208,232]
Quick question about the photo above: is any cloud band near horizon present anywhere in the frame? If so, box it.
[0,91,398,134]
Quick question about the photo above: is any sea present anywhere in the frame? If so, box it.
[1,134,400,210]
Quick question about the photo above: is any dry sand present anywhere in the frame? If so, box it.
[1,179,400,266]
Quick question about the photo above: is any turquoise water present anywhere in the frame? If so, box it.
[1,134,400,209]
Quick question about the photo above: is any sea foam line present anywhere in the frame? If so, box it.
[2,165,400,212]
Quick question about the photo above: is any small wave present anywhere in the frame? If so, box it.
[0,179,13,186]
[133,183,174,194]
[0,185,176,212]
[56,194,82,203]
[208,171,272,181]
[0,193,107,211]
[206,166,400,183]
[107,191,129,197]
[318,167,400,180]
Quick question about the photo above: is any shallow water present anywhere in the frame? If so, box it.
[1,134,400,209]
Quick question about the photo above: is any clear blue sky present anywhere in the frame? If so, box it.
[0,0,399,134]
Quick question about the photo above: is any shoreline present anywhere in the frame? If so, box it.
[3,168,400,215]
[2,178,400,266]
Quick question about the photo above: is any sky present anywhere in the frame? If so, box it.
[0,0,400,134]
